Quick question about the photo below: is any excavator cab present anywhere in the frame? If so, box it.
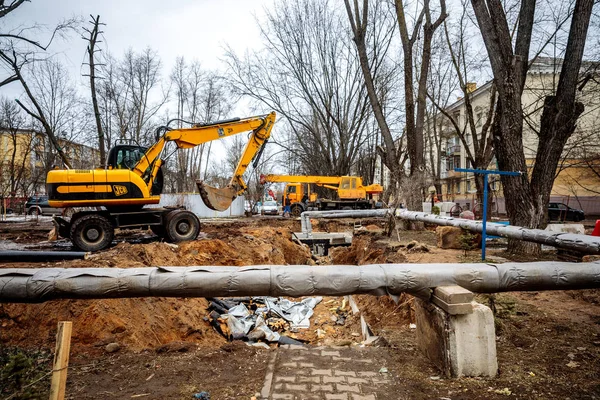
[106,145,148,170]
[105,144,164,196]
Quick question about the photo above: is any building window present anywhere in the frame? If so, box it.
[466,180,471,192]
[453,112,460,125]
[456,181,461,194]
[490,179,499,191]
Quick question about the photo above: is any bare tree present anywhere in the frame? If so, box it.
[225,0,382,179]
[345,0,447,210]
[344,0,401,198]
[0,2,78,167]
[395,0,447,210]
[164,59,233,192]
[99,48,169,146]
[170,56,190,192]
[424,28,460,198]
[27,60,88,172]
[82,14,107,165]
[427,8,496,211]
[471,0,595,253]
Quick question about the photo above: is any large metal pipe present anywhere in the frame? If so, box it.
[396,210,600,254]
[299,209,600,254]
[0,250,89,262]
[1,261,599,303]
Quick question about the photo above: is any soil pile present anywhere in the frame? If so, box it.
[329,230,408,265]
[0,226,312,352]
[0,221,414,353]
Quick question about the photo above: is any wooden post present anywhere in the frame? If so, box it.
[49,321,73,400]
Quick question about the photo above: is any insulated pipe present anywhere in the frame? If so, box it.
[1,262,599,303]
[300,209,391,236]
[396,210,600,254]
[0,250,89,262]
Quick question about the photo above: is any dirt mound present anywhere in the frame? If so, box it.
[330,231,408,265]
[0,226,312,352]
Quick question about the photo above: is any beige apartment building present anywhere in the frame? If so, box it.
[0,128,100,198]
[433,57,600,216]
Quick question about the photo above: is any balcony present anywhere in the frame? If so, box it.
[446,169,462,179]
[447,144,462,155]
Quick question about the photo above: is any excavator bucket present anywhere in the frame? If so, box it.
[197,181,238,211]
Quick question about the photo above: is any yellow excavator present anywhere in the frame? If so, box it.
[47,112,276,251]
[260,174,383,217]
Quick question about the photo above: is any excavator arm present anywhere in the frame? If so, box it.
[196,112,275,211]
[123,112,275,211]
[46,112,275,213]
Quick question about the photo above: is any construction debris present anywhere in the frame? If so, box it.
[207,296,322,345]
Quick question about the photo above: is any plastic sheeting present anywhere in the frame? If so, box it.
[257,297,322,329]
[215,297,322,342]
[1,262,599,303]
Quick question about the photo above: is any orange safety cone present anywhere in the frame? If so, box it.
[592,220,600,237]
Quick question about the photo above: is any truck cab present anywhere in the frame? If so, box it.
[284,183,317,204]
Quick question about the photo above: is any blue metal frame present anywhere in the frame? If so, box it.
[454,168,522,260]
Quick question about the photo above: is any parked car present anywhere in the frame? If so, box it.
[548,202,585,222]
[25,195,62,216]
[260,200,279,216]
[0,205,13,214]
[252,201,262,215]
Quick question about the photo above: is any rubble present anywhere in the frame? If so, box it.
[207,296,323,345]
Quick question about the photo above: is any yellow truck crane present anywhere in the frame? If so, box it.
[47,112,276,251]
[259,174,383,217]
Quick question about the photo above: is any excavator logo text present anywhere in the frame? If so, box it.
[113,185,128,196]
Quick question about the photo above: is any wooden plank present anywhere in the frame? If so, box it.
[49,321,73,400]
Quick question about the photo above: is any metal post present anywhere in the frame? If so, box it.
[455,168,522,260]
[482,174,488,260]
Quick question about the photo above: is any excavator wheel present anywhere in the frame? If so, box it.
[165,210,200,243]
[291,205,303,218]
[70,214,115,252]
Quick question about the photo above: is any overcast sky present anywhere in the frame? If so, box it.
[2,0,271,100]
[2,0,277,165]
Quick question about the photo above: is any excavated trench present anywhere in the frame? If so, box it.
[0,218,422,353]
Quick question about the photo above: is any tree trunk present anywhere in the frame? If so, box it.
[470,0,593,255]
[86,15,107,167]
[343,0,402,203]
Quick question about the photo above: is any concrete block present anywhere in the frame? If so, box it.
[433,286,474,304]
[431,296,474,315]
[415,298,497,377]
[432,286,474,315]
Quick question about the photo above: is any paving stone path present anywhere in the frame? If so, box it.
[260,345,399,400]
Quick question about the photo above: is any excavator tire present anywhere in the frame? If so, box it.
[70,214,115,252]
[291,205,303,218]
[165,210,200,243]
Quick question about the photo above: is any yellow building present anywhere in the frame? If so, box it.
[433,57,600,216]
[0,128,100,197]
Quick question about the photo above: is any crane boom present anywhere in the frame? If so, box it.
[260,174,343,185]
